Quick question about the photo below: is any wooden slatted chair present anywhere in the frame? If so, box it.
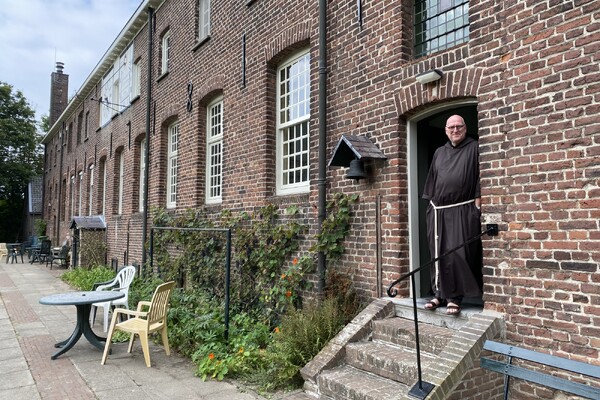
[101,281,176,367]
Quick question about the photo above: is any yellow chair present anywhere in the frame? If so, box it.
[101,281,176,367]
[0,243,7,261]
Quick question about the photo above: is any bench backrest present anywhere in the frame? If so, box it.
[481,340,600,399]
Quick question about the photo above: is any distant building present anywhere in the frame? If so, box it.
[21,176,43,239]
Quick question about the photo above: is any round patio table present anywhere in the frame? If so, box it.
[39,291,125,360]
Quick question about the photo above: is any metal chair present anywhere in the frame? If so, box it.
[35,239,52,264]
[47,244,70,269]
[90,265,137,332]
[102,281,176,367]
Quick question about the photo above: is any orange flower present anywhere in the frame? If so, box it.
[274,327,280,333]
[208,353,215,360]
[286,290,292,297]
[292,258,298,265]
[238,347,244,354]
[281,273,286,279]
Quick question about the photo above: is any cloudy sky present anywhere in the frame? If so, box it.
[0,0,142,122]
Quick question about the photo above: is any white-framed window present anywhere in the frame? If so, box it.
[132,60,141,98]
[101,160,107,215]
[161,31,171,74]
[276,51,310,195]
[78,171,83,215]
[206,97,223,204]
[118,152,124,215]
[70,174,75,218]
[84,111,89,140]
[199,0,211,41]
[139,139,146,212]
[88,165,94,215]
[167,122,179,208]
[414,0,469,58]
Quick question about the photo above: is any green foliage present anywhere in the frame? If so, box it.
[124,194,360,391]
[151,204,310,324]
[34,219,47,236]
[0,82,43,242]
[311,193,359,260]
[61,266,116,291]
[247,269,360,392]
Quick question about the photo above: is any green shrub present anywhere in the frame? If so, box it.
[61,266,115,290]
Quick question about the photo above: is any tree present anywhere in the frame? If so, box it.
[0,82,43,242]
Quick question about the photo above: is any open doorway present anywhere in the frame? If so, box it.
[407,102,479,298]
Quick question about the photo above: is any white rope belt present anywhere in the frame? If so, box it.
[430,199,475,292]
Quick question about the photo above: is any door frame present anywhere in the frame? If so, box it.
[407,100,478,298]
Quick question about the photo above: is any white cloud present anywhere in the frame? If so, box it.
[0,0,141,121]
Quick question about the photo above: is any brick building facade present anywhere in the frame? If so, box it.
[42,0,599,396]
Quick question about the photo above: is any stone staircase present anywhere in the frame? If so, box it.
[297,298,504,400]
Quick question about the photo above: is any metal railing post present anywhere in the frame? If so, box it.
[388,224,498,399]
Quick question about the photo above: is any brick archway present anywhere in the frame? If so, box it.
[394,67,485,116]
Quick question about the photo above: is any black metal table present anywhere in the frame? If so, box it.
[39,291,125,360]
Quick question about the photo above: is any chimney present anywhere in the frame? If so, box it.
[49,62,69,126]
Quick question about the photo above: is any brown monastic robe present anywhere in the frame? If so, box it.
[422,136,483,299]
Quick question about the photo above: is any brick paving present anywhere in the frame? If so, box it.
[0,259,271,400]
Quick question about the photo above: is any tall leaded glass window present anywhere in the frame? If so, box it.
[206,97,223,204]
[167,122,179,208]
[276,51,310,195]
[139,139,146,212]
[199,0,211,41]
[414,0,469,58]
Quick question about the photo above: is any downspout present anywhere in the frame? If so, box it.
[317,0,327,294]
[56,122,65,242]
[141,6,154,270]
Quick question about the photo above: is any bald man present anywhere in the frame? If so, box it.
[422,115,483,315]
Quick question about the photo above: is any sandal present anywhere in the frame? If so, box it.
[446,303,461,316]
[424,298,446,310]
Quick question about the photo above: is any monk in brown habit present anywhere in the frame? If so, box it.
[422,114,483,315]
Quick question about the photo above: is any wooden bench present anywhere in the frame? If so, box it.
[481,340,600,400]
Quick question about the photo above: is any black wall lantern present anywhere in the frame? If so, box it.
[328,135,387,182]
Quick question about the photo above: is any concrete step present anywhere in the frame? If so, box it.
[345,341,436,385]
[391,298,483,330]
[318,365,411,400]
[372,317,453,355]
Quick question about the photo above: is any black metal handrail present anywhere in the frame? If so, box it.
[387,223,498,399]
[148,226,232,341]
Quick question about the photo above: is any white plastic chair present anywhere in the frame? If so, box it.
[90,265,137,332]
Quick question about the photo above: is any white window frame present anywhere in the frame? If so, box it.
[132,60,141,98]
[139,139,146,212]
[78,171,83,216]
[118,152,124,215]
[206,97,223,204]
[199,0,211,41]
[276,50,311,195]
[101,161,107,215]
[70,175,75,218]
[88,165,94,215]
[161,31,171,74]
[167,122,179,209]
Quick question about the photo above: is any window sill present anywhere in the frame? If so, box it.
[157,71,169,83]
[192,36,211,52]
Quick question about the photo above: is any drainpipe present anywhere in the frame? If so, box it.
[141,6,154,270]
[56,122,65,242]
[317,0,327,294]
